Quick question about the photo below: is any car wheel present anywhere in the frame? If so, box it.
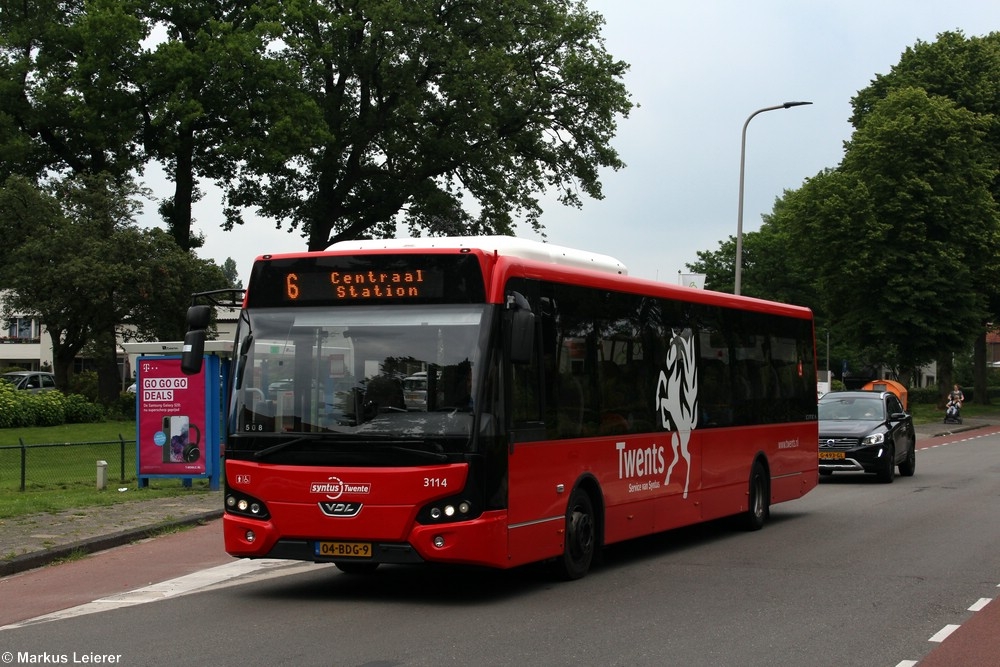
[898,442,916,477]
[877,444,895,483]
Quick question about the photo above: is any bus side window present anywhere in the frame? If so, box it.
[507,290,546,443]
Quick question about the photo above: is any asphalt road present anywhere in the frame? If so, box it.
[1,427,998,667]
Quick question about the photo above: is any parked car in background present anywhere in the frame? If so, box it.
[1,370,56,392]
[817,390,916,483]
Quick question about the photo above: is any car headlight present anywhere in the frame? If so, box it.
[861,432,885,446]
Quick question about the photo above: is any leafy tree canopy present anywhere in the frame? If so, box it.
[3,0,633,253]
[220,0,634,249]
[0,174,228,398]
[691,31,1000,385]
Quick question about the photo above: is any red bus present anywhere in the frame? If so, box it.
[182,236,818,579]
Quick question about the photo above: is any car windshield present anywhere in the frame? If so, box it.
[818,396,885,421]
[230,304,491,444]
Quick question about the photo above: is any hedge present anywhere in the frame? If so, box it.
[0,383,106,428]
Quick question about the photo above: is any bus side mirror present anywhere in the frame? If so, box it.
[180,305,212,375]
[187,305,211,330]
[506,292,535,365]
[181,329,205,375]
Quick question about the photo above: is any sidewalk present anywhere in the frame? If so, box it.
[912,416,992,439]
[0,417,993,579]
[0,490,222,577]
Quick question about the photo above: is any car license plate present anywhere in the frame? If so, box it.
[315,541,372,558]
[819,451,845,460]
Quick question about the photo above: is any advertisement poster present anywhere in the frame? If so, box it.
[137,356,210,476]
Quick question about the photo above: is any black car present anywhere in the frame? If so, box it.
[817,390,916,482]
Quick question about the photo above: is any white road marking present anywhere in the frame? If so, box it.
[968,597,992,612]
[928,624,960,643]
[0,559,318,630]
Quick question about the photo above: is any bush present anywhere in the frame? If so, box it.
[105,392,136,421]
[63,393,105,423]
[0,384,107,429]
[68,370,100,403]
[0,383,18,429]
[28,391,66,426]
[909,387,941,405]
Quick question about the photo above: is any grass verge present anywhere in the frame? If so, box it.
[0,420,215,520]
[0,421,136,447]
[908,401,999,424]
[0,479,216,519]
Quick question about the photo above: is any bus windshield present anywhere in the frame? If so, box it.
[231,304,490,451]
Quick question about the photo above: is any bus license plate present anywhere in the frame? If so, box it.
[819,451,845,460]
[316,541,372,558]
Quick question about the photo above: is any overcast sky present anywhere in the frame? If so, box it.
[145,1,1000,287]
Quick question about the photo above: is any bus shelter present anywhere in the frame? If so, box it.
[123,341,234,490]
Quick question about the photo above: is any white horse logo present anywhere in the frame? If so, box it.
[656,329,698,498]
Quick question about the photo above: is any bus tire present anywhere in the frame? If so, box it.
[737,460,769,532]
[555,488,596,580]
[335,561,380,575]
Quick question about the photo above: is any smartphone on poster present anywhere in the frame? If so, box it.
[168,415,190,463]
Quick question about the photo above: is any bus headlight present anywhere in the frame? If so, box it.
[419,497,476,524]
[225,490,271,520]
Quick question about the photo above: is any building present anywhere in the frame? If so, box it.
[0,311,52,372]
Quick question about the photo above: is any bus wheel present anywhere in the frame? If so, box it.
[335,562,380,575]
[737,461,769,531]
[556,489,596,580]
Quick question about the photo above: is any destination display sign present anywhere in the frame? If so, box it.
[246,253,486,307]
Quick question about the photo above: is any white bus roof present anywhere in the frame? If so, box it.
[329,236,628,276]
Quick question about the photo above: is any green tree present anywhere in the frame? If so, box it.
[689,33,1000,392]
[0,175,129,393]
[3,0,633,253]
[221,258,242,289]
[137,0,305,251]
[0,175,229,402]
[687,236,738,294]
[782,89,1000,385]
[221,0,633,250]
[124,231,230,343]
[850,30,1000,399]
[687,196,818,311]
[0,0,146,181]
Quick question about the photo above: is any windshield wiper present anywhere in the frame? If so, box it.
[370,443,448,463]
[253,434,324,459]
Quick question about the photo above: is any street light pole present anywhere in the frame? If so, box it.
[735,101,812,295]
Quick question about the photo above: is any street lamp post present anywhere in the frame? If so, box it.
[735,101,812,295]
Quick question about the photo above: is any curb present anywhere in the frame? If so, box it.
[922,421,992,439]
[0,510,222,578]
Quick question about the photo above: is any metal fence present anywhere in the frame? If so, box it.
[0,436,133,492]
